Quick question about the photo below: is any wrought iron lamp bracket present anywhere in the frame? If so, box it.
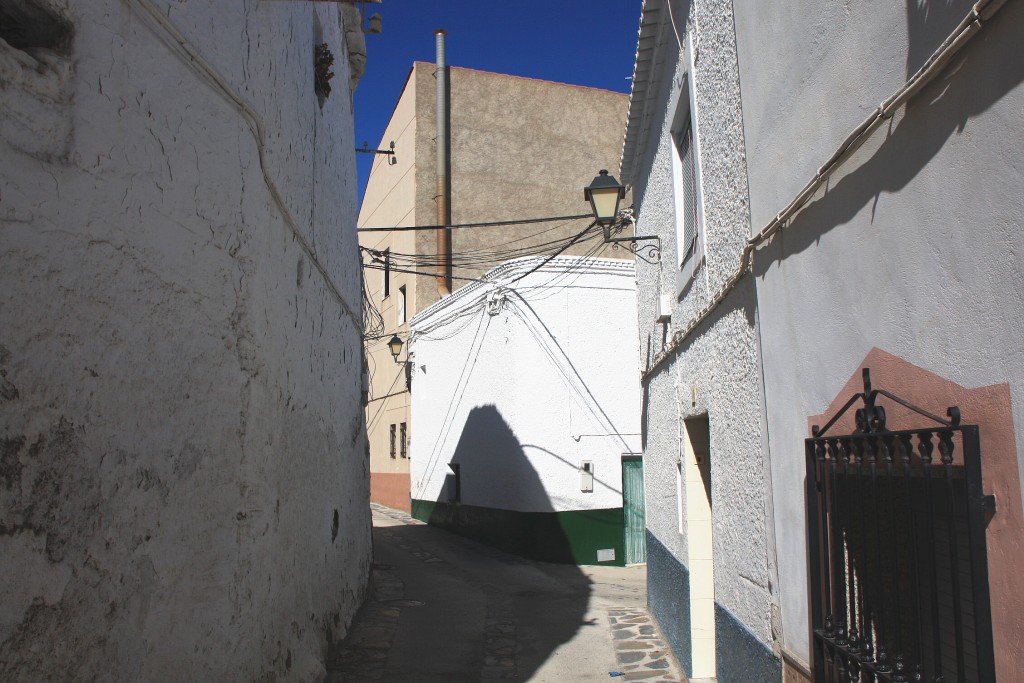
[604,209,661,263]
[356,140,397,165]
[607,234,662,263]
[811,368,961,438]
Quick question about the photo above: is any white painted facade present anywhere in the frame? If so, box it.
[409,257,641,517]
[0,2,370,680]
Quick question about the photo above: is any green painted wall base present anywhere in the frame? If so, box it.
[411,499,626,566]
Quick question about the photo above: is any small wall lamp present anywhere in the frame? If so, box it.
[388,334,413,389]
[387,334,404,363]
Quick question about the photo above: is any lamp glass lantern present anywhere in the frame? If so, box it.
[584,169,626,234]
[387,334,404,362]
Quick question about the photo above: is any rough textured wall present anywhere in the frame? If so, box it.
[409,257,640,512]
[629,0,778,669]
[0,1,370,680]
[735,0,1024,669]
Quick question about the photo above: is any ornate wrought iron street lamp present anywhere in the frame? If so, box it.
[583,170,661,262]
[584,169,626,234]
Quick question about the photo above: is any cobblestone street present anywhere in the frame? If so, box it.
[327,505,683,682]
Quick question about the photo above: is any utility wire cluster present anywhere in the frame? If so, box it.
[362,275,387,341]
[358,212,634,344]
[360,216,600,279]
[358,212,636,406]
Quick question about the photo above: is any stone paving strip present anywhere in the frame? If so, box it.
[371,502,417,524]
[607,608,685,682]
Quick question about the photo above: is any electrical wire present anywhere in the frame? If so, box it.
[418,308,493,491]
[365,361,409,433]
[361,218,603,271]
[362,262,487,285]
[356,213,592,232]
[516,236,615,299]
[359,219,609,299]
[362,271,386,341]
[504,292,633,454]
[506,221,599,284]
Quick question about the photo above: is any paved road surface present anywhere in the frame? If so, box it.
[326,504,684,682]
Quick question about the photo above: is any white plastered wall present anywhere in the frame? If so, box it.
[409,257,641,514]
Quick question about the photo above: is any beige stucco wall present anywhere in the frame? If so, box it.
[416,64,631,309]
[359,68,417,499]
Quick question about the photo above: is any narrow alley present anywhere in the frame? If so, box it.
[4,1,1021,680]
[327,505,683,683]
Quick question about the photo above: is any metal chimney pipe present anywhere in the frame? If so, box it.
[434,28,452,297]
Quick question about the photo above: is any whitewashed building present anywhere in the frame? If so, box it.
[408,256,644,566]
[0,2,371,680]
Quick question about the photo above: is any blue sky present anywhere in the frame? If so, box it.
[352,0,643,205]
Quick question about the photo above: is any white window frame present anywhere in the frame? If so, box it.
[669,35,706,298]
[397,284,407,325]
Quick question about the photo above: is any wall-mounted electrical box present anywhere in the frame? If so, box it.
[657,294,672,322]
[580,460,594,493]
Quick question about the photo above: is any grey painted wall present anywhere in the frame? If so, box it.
[0,2,370,680]
[734,0,1024,668]
[624,0,1024,676]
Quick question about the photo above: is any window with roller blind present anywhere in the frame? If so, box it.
[669,42,705,294]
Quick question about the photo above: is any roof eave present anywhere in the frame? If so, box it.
[619,0,670,186]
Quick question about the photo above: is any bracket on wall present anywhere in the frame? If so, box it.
[606,234,662,264]
[356,140,397,165]
[604,209,661,263]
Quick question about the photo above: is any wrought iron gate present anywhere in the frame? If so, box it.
[805,369,996,682]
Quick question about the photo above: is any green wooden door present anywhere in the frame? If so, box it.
[622,456,646,564]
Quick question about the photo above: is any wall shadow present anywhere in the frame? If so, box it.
[411,404,595,681]
[754,0,1024,273]
[422,404,624,565]
[906,0,974,79]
